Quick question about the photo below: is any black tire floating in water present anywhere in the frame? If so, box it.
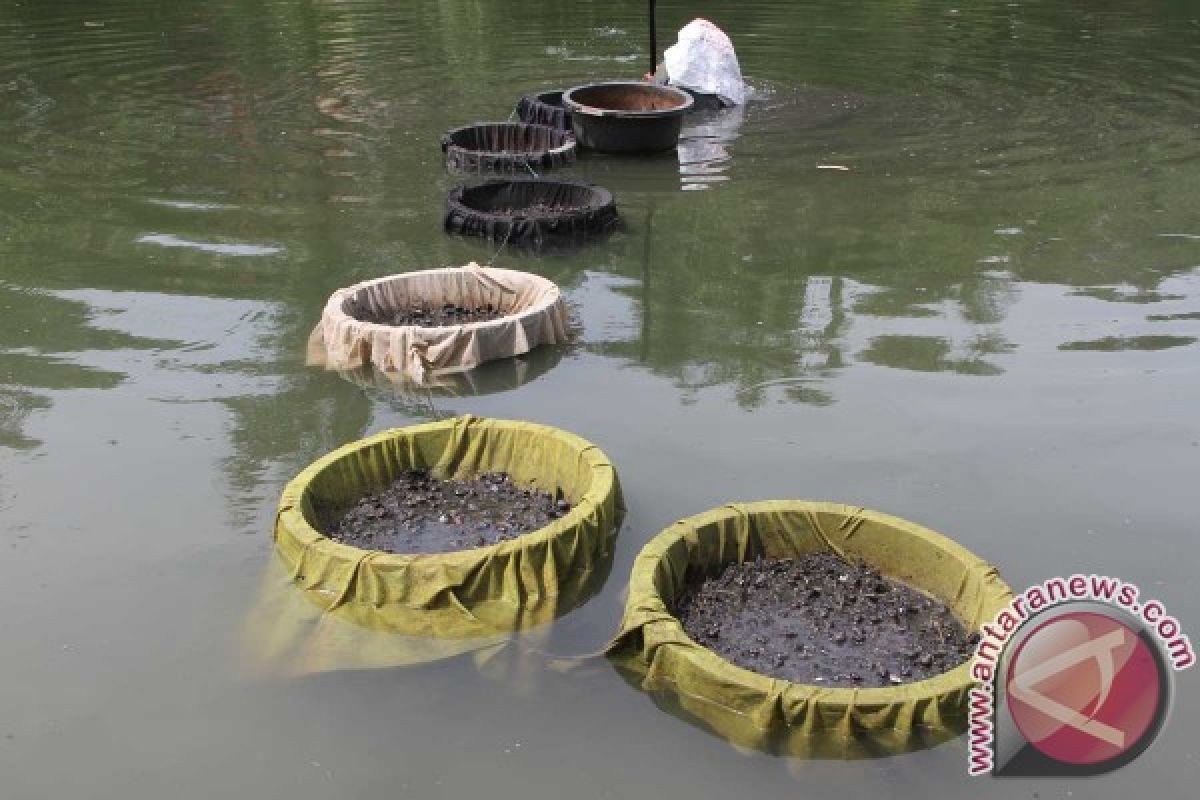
[441,122,576,174]
[445,179,618,249]
[515,90,572,131]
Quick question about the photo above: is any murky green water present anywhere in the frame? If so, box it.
[2,0,1198,797]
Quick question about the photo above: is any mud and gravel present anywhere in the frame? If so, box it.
[327,469,569,554]
[675,552,979,687]
[353,302,505,327]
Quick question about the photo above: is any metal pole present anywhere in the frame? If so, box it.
[648,0,658,77]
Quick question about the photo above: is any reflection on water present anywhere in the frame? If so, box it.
[136,233,283,256]
[1148,311,1200,322]
[1058,335,1198,353]
[860,333,1011,376]
[240,557,515,678]
[593,258,1200,407]
[1070,286,1187,304]
[0,388,50,450]
[675,83,867,190]
[677,105,743,190]
[337,344,565,414]
[2,0,1200,798]
[239,552,608,680]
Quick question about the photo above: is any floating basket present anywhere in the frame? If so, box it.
[609,501,1013,758]
[445,178,618,249]
[515,89,572,131]
[441,122,576,174]
[273,416,624,638]
[562,81,694,153]
[307,263,569,383]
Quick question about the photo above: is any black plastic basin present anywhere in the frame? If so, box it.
[562,82,694,153]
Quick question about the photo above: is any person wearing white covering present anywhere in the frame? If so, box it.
[647,18,746,110]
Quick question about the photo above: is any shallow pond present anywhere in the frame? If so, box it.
[1,1,1198,797]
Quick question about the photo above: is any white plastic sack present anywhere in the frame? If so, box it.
[663,19,746,107]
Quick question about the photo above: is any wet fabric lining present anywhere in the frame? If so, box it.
[444,179,618,249]
[442,122,576,174]
[515,90,572,131]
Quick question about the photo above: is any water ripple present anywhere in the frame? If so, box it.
[136,234,281,256]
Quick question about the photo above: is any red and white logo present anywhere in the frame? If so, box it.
[1005,611,1164,767]
[969,577,1191,777]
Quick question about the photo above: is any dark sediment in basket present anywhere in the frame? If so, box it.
[326,469,571,554]
[351,301,504,328]
[444,178,618,249]
[441,122,575,174]
[675,552,979,688]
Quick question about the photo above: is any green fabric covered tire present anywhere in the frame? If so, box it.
[274,416,623,638]
[610,501,1012,757]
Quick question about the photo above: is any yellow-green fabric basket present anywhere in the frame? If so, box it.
[609,501,1012,757]
[274,415,623,639]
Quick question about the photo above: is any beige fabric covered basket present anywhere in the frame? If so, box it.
[308,263,569,383]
